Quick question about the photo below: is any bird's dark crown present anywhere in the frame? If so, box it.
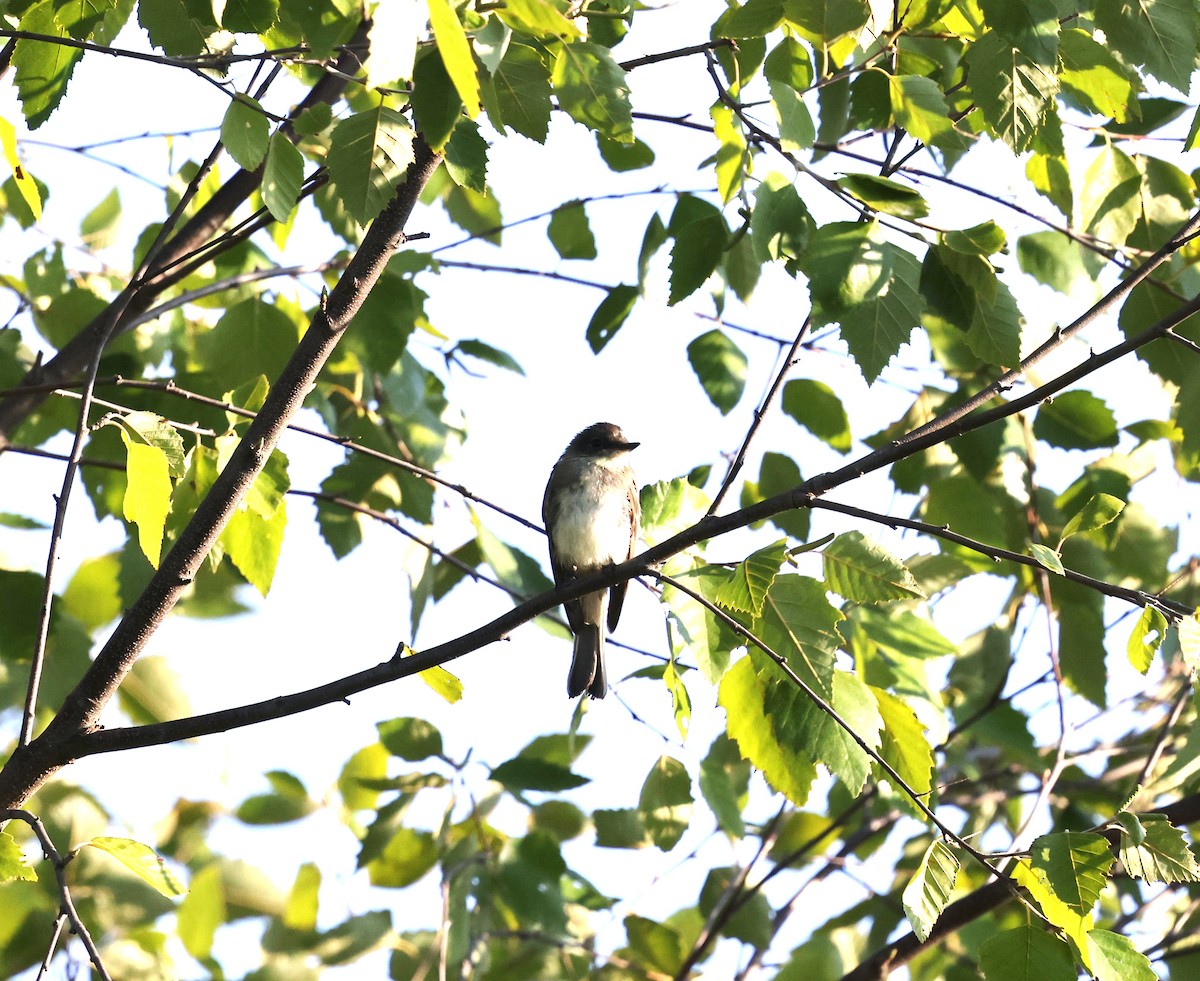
[568,422,639,456]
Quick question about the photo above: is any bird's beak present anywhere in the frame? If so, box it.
[623,441,641,451]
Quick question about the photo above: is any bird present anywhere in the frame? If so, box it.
[542,422,641,699]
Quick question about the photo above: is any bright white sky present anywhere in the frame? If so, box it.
[1,2,1198,977]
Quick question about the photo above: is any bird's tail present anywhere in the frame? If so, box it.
[568,624,607,699]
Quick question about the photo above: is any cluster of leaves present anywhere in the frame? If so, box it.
[1,0,1200,978]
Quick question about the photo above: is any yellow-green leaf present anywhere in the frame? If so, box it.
[84,836,186,898]
[0,830,37,882]
[902,839,959,942]
[119,434,172,567]
[178,863,223,958]
[1127,605,1167,675]
[427,0,480,117]
[0,115,41,220]
[823,530,923,603]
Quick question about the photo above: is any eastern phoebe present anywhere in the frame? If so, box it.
[542,422,641,699]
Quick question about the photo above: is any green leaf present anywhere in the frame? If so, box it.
[62,551,122,630]
[472,515,561,631]
[262,132,304,223]
[1027,149,1073,217]
[750,173,812,268]
[586,284,638,352]
[624,915,686,975]
[491,757,589,792]
[823,531,923,603]
[770,78,817,151]
[667,195,728,304]
[964,278,1022,367]
[873,686,934,795]
[198,298,301,391]
[236,770,317,825]
[221,95,269,170]
[1127,605,1168,674]
[378,717,444,761]
[1031,543,1065,574]
[596,133,655,171]
[902,839,959,943]
[284,863,321,932]
[115,429,172,568]
[1118,813,1200,882]
[1086,929,1157,981]
[454,338,524,374]
[496,0,582,39]
[368,827,439,888]
[119,655,192,726]
[79,187,120,249]
[739,451,810,541]
[754,575,844,701]
[687,329,747,415]
[698,733,749,837]
[715,0,785,37]
[483,43,552,142]
[220,0,277,33]
[1080,144,1140,247]
[1017,230,1096,296]
[411,46,463,152]
[220,497,287,596]
[85,836,186,898]
[979,926,1077,981]
[1059,28,1138,122]
[178,864,223,959]
[944,221,1008,256]
[838,248,923,383]
[638,756,693,851]
[699,867,773,947]
[887,74,954,146]
[547,201,597,259]
[1029,831,1114,915]
[594,808,650,848]
[327,106,416,224]
[1011,859,1092,956]
[1178,616,1200,673]
[966,29,1059,152]
[784,0,870,43]
[1093,0,1198,92]
[775,670,882,794]
[782,378,851,452]
[339,743,389,812]
[13,2,85,129]
[0,831,36,883]
[868,606,960,659]
[444,117,488,192]
[721,656,818,805]
[662,566,743,683]
[710,540,789,617]
[711,103,749,202]
[837,174,929,219]
[800,220,891,315]
[639,477,711,546]
[427,0,480,116]
[1034,391,1119,450]
[552,41,632,142]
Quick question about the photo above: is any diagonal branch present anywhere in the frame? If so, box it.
[0,137,442,810]
[0,21,370,448]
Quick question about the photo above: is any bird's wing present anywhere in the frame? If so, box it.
[606,475,639,632]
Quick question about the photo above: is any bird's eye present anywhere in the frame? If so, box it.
[590,437,603,449]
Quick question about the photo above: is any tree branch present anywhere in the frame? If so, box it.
[0,21,370,448]
[0,136,442,809]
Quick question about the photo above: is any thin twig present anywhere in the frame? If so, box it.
[1,810,113,981]
[709,314,813,513]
